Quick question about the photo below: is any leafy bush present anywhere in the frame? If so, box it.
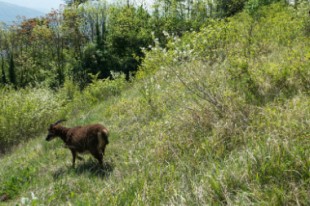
[83,72,127,103]
[0,87,67,151]
[0,71,128,153]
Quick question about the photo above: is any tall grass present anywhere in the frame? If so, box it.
[0,2,309,205]
[0,87,65,152]
[0,73,127,154]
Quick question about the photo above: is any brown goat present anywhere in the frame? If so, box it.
[46,120,109,167]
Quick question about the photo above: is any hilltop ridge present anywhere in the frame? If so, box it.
[0,1,43,24]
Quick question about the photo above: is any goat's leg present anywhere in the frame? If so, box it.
[101,144,106,156]
[91,150,103,165]
[70,149,77,167]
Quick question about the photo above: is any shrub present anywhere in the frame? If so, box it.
[0,87,66,152]
[83,72,127,103]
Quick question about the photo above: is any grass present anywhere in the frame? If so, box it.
[0,3,310,205]
[0,87,66,153]
[0,61,308,205]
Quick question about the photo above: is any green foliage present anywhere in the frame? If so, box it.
[0,0,265,89]
[133,3,309,204]
[65,0,88,6]
[136,36,174,79]
[216,0,248,17]
[0,87,66,152]
[0,1,309,205]
[0,71,127,152]
[8,54,16,86]
[1,56,7,85]
[0,165,37,200]
[83,72,127,104]
[298,0,310,35]
[245,0,283,16]
[106,5,152,75]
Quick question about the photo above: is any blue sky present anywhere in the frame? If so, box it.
[0,0,64,12]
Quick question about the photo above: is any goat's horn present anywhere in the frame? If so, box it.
[53,119,66,125]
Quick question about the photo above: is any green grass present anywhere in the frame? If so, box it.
[0,3,310,205]
[0,63,308,205]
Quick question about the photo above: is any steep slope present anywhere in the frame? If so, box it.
[0,1,43,24]
[0,3,309,205]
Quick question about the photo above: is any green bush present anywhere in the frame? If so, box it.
[0,87,66,152]
[83,72,127,103]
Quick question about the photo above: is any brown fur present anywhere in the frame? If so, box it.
[46,120,109,167]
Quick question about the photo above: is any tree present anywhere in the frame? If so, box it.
[64,0,88,6]
[1,55,7,85]
[107,5,152,77]
[44,9,67,88]
[216,0,248,17]
[8,54,16,86]
[0,24,8,85]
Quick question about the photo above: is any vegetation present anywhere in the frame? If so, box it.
[0,0,309,205]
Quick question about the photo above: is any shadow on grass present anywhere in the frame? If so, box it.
[53,160,114,179]
[74,160,114,178]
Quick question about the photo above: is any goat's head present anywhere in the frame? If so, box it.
[46,119,66,141]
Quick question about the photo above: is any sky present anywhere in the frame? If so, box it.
[0,0,65,12]
[0,0,155,13]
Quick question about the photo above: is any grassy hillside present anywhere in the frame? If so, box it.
[0,2,309,205]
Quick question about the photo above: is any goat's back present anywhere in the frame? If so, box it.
[67,124,109,150]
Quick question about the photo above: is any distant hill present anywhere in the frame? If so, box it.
[0,1,44,24]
